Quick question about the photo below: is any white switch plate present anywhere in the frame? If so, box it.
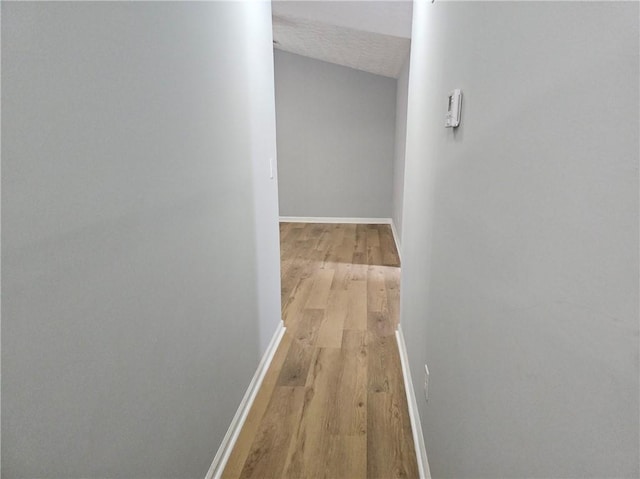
[445,89,462,128]
[424,364,430,402]
[269,158,274,179]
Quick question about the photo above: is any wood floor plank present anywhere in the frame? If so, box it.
[326,434,367,479]
[304,268,334,309]
[367,245,382,265]
[350,262,368,282]
[316,289,348,348]
[386,267,401,326]
[222,331,294,479]
[336,232,356,264]
[314,228,333,253]
[355,225,367,254]
[238,386,305,479]
[367,266,389,314]
[342,328,368,350]
[330,330,367,435]
[367,392,419,479]
[292,308,324,347]
[280,251,312,301]
[300,224,323,241]
[281,276,314,327]
[330,262,353,290]
[344,280,367,330]
[380,225,401,267]
[276,338,315,387]
[283,348,342,478]
[367,333,403,394]
[279,224,302,256]
[280,223,304,248]
[277,309,323,386]
[366,226,381,247]
[329,224,346,246]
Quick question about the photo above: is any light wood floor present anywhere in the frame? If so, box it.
[222,222,419,479]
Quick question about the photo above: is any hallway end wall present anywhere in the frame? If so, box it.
[274,50,397,219]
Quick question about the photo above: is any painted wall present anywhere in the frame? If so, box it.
[401,2,639,478]
[245,5,284,354]
[392,55,410,249]
[275,50,397,219]
[1,2,280,478]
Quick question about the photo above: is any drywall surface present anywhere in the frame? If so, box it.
[275,50,396,218]
[401,2,639,478]
[245,4,284,353]
[2,2,279,477]
[392,56,410,249]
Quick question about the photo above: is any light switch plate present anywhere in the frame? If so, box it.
[445,89,462,128]
[424,364,430,402]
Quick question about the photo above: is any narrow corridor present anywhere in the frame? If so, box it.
[223,222,418,478]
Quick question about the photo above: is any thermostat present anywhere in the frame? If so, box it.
[445,89,462,128]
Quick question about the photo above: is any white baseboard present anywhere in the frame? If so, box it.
[390,220,402,263]
[205,321,287,479]
[279,216,392,225]
[396,326,431,479]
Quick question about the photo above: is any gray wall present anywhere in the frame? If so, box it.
[392,55,410,249]
[1,2,280,478]
[246,4,284,354]
[274,50,397,219]
[401,2,639,478]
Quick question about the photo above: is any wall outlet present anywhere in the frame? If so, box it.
[424,364,430,402]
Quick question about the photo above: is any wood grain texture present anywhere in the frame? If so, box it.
[283,347,343,478]
[222,223,417,479]
[316,289,348,348]
[238,386,305,479]
[367,392,417,479]
[277,309,323,387]
[221,331,295,479]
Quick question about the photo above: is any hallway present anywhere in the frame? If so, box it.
[222,223,419,478]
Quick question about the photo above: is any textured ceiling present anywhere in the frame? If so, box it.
[272,1,413,39]
[272,1,412,79]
